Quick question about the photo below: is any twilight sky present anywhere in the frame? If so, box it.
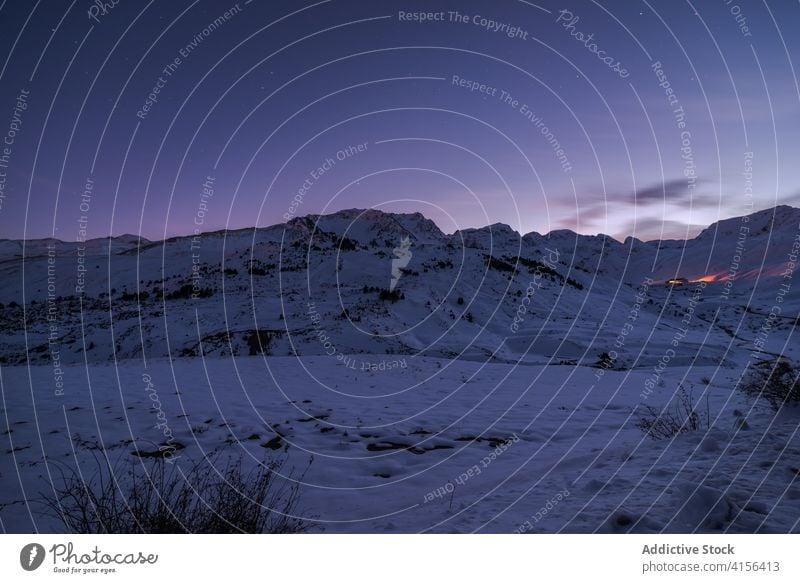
[0,0,798,242]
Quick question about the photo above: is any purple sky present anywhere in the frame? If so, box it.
[0,0,798,243]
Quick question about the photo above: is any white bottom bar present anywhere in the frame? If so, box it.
[1,534,797,582]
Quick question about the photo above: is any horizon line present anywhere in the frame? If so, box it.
[3,203,797,247]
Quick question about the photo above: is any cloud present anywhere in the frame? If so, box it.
[628,179,722,209]
[632,179,693,204]
[548,213,704,242]
[549,178,717,214]
[546,178,730,239]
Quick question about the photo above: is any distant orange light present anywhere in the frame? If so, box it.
[691,272,727,283]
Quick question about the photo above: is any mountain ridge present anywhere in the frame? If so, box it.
[2,204,796,248]
[0,202,798,368]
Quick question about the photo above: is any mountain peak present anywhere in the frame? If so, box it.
[284,207,445,245]
[696,205,800,240]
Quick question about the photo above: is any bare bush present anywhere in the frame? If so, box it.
[739,358,800,411]
[39,451,311,534]
[636,385,709,440]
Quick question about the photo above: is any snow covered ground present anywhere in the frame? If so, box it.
[2,354,799,533]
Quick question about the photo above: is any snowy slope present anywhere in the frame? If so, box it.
[0,206,797,368]
[1,206,799,533]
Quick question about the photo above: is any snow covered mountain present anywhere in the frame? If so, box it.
[0,205,798,369]
[2,205,800,534]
